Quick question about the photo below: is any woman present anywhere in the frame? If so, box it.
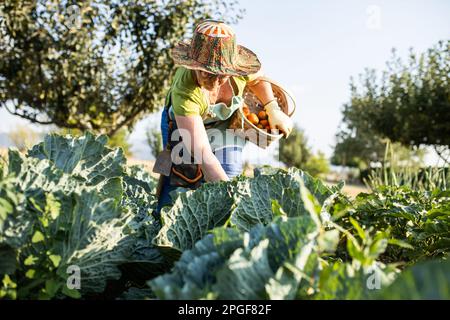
[155,20,293,212]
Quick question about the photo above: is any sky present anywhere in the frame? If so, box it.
[1,0,449,165]
[232,0,450,161]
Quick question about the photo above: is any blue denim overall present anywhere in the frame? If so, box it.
[156,85,246,213]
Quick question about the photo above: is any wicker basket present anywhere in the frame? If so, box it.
[228,77,296,149]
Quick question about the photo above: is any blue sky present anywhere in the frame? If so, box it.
[1,0,449,164]
[233,0,450,156]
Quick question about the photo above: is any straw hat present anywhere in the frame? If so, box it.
[171,19,261,76]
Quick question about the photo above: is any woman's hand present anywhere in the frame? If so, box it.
[264,100,293,137]
[247,78,293,137]
[174,114,229,182]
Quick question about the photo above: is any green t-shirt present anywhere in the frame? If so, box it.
[168,67,259,117]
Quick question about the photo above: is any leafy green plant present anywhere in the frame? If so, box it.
[333,186,450,265]
[150,179,331,300]
[150,215,320,299]
[1,133,448,300]
[312,260,399,300]
[0,133,161,299]
[377,257,450,299]
[364,140,448,191]
[154,168,341,251]
[149,179,406,300]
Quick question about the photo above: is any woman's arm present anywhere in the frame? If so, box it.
[246,79,275,105]
[174,114,230,182]
[246,80,293,137]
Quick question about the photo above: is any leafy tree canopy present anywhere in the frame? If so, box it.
[279,125,329,177]
[0,0,242,135]
[333,40,448,167]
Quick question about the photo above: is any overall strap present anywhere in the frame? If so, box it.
[164,89,172,111]
[163,90,177,152]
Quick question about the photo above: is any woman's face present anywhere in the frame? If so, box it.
[195,70,230,90]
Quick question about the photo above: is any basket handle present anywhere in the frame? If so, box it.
[245,76,297,117]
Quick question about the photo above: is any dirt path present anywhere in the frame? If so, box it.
[342,184,369,198]
[326,181,369,198]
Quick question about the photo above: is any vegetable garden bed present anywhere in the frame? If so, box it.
[0,133,449,300]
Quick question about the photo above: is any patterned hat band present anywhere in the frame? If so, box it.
[171,20,261,76]
[189,32,237,69]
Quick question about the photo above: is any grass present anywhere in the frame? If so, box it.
[364,141,449,191]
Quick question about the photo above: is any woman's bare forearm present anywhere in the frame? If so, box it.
[201,150,230,182]
[248,79,275,106]
[175,114,229,182]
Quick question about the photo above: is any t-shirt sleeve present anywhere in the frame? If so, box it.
[171,89,202,116]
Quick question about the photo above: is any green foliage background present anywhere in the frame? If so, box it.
[333,40,449,168]
[279,125,330,177]
[0,0,242,135]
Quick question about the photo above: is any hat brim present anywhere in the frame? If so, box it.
[171,40,261,77]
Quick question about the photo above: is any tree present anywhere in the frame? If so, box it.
[334,40,449,164]
[304,151,330,177]
[8,125,41,152]
[279,125,311,169]
[0,0,242,135]
[331,125,426,170]
[279,125,329,177]
[107,128,132,157]
[332,130,426,170]
[332,128,386,170]
[145,126,162,159]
